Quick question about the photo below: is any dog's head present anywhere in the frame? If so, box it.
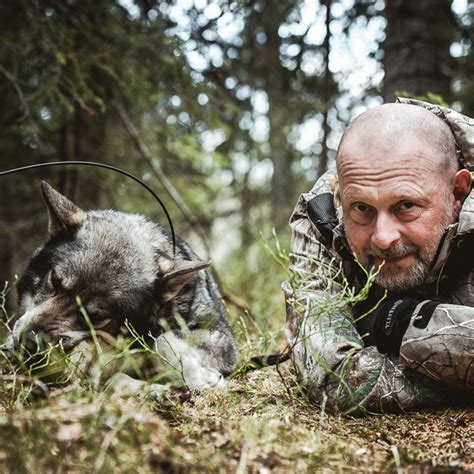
[10,182,210,353]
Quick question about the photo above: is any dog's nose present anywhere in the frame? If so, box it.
[20,330,48,355]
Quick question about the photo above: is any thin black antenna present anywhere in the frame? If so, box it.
[0,161,176,255]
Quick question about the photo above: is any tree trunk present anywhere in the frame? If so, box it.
[318,0,332,178]
[269,104,294,230]
[262,0,296,230]
[383,0,456,102]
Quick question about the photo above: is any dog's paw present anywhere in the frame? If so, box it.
[105,373,169,401]
[154,331,228,391]
[183,367,227,391]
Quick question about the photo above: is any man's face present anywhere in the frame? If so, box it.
[338,134,456,291]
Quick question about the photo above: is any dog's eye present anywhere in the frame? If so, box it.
[85,311,100,321]
[83,304,106,321]
[47,269,62,293]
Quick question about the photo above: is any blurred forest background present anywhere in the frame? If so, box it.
[1,0,473,313]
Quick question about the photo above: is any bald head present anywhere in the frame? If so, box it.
[337,103,459,181]
[335,102,473,291]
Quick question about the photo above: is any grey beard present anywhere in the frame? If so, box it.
[374,257,429,291]
[365,242,429,291]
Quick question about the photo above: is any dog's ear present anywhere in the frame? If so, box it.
[158,260,211,303]
[41,181,87,236]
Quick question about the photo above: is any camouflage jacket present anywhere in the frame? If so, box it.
[284,98,474,415]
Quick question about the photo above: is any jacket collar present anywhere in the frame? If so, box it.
[426,186,474,282]
[457,185,474,235]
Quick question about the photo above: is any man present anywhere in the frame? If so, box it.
[283,97,474,414]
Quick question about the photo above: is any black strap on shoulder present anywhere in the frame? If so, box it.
[307,192,358,266]
[307,193,339,247]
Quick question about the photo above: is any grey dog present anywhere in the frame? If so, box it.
[8,181,238,392]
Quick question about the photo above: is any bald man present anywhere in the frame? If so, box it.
[283,98,474,414]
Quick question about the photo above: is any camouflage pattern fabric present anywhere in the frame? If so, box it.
[284,99,474,415]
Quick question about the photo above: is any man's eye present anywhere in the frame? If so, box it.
[353,203,371,213]
[349,203,374,225]
[399,201,415,210]
[395,201,422,222]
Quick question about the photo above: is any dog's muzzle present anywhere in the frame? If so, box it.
[11,307,50,354]
[12,323,49,355]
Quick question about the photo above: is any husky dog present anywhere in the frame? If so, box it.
[8,182,238,392]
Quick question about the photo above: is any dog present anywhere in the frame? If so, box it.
[6,181,238,393]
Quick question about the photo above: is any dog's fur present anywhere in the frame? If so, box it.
[8,182,238,391]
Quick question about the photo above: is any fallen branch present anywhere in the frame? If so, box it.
[113,98,211,259]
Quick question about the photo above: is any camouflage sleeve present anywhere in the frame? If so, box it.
[284,191,458,415]
[400,301,474,391]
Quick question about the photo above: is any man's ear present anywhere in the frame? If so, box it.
[41,181,87,236]
[453,169,472,215]
[158,260,211,303]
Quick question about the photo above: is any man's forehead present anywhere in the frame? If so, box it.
[338,135,441,180]
[341,177,430,203]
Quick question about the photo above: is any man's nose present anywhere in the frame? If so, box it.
[370,213,401,249]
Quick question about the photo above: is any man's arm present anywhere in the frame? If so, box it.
[284,193,465,415]
[398,300,474,391]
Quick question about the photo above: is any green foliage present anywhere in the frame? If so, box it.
[220,232,290,364]
[394,91,449,107]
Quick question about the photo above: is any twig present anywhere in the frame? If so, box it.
[391,445,403,474]
[0,374,50,398]
[275,344,294,406]
[0,65,31,123]
[236,441,251,474]
[221,291,251,313]
[95,413,130,471]
[112,97,211,259]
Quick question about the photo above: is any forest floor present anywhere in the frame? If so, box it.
[0,247,473,473]
[0,364,472,473]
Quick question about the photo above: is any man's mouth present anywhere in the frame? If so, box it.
[371,254,413,267]
[383,255,409,263]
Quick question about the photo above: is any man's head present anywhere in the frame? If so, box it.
[337,103,472,291]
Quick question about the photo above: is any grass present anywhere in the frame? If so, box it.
[0,242,473,473]
[1,368,472,472]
